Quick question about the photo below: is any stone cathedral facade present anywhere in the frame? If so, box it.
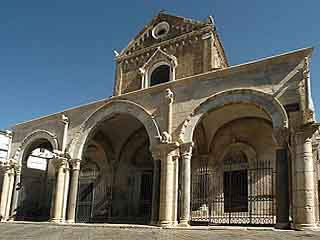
[0,12,319,230]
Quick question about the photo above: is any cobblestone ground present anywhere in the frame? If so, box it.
[0,223,320,240]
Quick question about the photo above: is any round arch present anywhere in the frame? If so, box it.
[69,99,161,160]
[179,88,289,144]
[16,130,59,166]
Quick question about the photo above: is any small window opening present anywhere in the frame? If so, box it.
[150,65,170,86]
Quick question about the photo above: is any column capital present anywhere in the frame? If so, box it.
[180,142,194,160]
[295,123,320,139]
[0,159,17,174]
[69,158,81,171]
[52,155,69,170]
[273,127,289,148]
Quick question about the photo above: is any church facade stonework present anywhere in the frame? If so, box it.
[0,13,319,230]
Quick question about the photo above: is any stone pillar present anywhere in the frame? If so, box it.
[150,152,160,225]
[9,166,21,220]
[178,142,193,227]
[0,164,15,221]
[273,128,290,229]
[158,147,178,226]
[51,156,69,223]
[66,159,81,223]
[293,125,318,230]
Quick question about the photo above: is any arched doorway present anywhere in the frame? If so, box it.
[75,113,155,224]
[16,139,56,221]
[190,103,277,226]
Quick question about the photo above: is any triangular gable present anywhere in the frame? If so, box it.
[119,12,211,57]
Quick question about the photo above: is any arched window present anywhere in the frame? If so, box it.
[150,64,170,86]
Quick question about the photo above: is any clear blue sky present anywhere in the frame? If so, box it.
[1,1,320,129]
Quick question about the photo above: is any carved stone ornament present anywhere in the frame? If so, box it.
[69,158,81,171]
[52,150,69,169]
[272,127,289,147]
[165,88,174,104]
[180,142,194,160]
[161,131,172,144]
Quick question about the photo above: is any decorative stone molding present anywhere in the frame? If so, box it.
[117,25,212,60]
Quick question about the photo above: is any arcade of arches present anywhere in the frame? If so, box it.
[0,94,319,230]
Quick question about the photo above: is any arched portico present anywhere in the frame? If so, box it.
[11,130,60,222]
[66,100,161,224]
[178,89,290,228]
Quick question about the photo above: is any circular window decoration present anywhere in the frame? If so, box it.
[152,22,170,39]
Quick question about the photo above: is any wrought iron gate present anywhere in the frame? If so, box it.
[191,159,276,225]
[76,164,153,223]
[76,163,112,223]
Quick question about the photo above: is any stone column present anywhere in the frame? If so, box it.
[51,156,69,223]
[178,142,193,227]
[150,151,160,225]
[9,166,21,220]
[158,147,178,226]
[293,125,318,230]
[0,164,15,221]
[5,172,14,220]
[273,128,290,229]
[66,159,81,223]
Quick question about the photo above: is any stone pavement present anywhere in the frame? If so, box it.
[0,223,320,240]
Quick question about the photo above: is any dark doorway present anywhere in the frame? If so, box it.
[224,170,248,212]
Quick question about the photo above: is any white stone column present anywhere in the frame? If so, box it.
[66,159,81,223]
[51,156,69,223]
[293,125,318,230]
[9,166,21,221]
[0,165,15,221]
[159,148,175,226]
[178,142,193,227]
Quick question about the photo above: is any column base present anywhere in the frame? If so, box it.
[159,220,175,227]
[66,219,75,224]
[50,218,62,223]
[275,222,290,229]
[178,219,190,227]
[293,223,318,231]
